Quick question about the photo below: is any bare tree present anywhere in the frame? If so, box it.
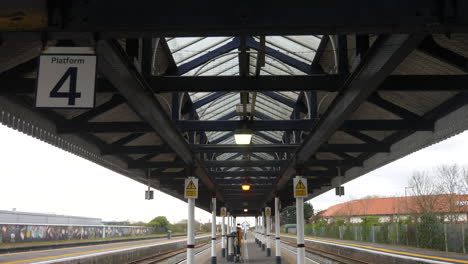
[462,166,468,194]
[436,164,467,222]
[408,170,441,216]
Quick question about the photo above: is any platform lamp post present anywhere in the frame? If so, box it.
[221,206,227,257]
[294,170,308,264]
[211,197,217,264]
[275,196,282,264]
[261,210,266,251]
[184,169,198,264]
[265,206,272,256]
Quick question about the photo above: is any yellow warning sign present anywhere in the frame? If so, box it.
[293,176,308,198]
[265,207,271,216]
[187,181,196,189]
[296,181,305,189]
[184,177,198,199]
[220,207,227,217]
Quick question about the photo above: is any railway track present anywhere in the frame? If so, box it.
[281,236,369,264]
[127,242,208,264]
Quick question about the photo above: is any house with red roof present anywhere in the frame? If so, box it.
[319,195,468,224]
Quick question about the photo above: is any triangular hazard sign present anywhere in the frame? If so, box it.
[295,180,305,190]
[186,180,196,190]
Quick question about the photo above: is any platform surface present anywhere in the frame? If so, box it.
[210,232,290,264]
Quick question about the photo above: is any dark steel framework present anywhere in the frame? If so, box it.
[1,0,468,215]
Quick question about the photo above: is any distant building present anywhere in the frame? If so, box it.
[319,195,468,224]
[0,210,102,225]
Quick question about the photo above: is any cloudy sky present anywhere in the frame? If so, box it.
[1,124,467,224]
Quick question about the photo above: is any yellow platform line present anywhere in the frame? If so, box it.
[306,236,468,264]
[0,237,187,264]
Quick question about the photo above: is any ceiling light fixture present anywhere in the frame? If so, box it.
[244,208,248,213]
[241,183,251,191]
[234,128,253,145]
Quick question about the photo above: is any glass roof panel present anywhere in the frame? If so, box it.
[168,37,233,65]
[164,36,323,161]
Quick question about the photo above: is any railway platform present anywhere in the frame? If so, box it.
[207,232,291,264]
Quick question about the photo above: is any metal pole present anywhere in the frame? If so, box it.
[255,216,258,245]
[222,210,226,257]
[261,211,266,250]
[444,223,448,252]
[227,212,233,260]
[275,197,282,264]
[267,211,271,256]
[258,215,262,247]
[462,222,466,254]
[296,197,305,264]
[227,212,231,234]
[187,198,195,264]
[211,198,217,264]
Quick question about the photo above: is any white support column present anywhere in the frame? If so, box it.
[275,197,282,264]
[261,211,266,251]
[227,212,233,260]
[266,211,272,256]
[255,216,258,244]
[257,215,261,247]
[187,198,195,264]
[221,210,226,257]
[227,212,231,234]
[211,198,217,264]
[296,197,305,264]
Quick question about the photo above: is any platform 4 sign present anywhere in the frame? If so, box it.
[184,177,198,199]
[293,176,308,198]
[36,47,96,108]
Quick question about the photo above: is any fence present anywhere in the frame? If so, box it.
[0,223,154,244]
[302,222,468,254]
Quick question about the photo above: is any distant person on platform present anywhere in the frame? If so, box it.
[236,224,243,256]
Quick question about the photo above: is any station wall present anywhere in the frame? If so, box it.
[0,223,153,243]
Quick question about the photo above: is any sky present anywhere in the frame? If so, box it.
[1,124,468,224]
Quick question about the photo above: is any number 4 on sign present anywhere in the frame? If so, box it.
[49,67,81,105]
[35,47,96,108]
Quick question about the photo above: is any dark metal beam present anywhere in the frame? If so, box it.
[368,93,425,120]
[419,36,468,73]
[192,143,388,153]
[109,133,146,146]
[58,119,433,133]
[210,132,233,144]
[204,159,361,168]
[192,92,228,109]
[68,95,125,123]
[96,40,221,198]
[269,34,426,202]
[170,38,240,75]
[254,132,281,144]
[311,36,328,72]
[13,1,468,37]
[260,92,307,113]
[3,75,468,94]
[247,37,311,73]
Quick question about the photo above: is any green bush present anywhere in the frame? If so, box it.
[417,214,445,251]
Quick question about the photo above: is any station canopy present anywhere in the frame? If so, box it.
[1,1,468,215]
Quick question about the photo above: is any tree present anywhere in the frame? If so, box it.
[436,164,466,222]
[280,202,313,224]
[147,216,170,229]
[408,170,441,215]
